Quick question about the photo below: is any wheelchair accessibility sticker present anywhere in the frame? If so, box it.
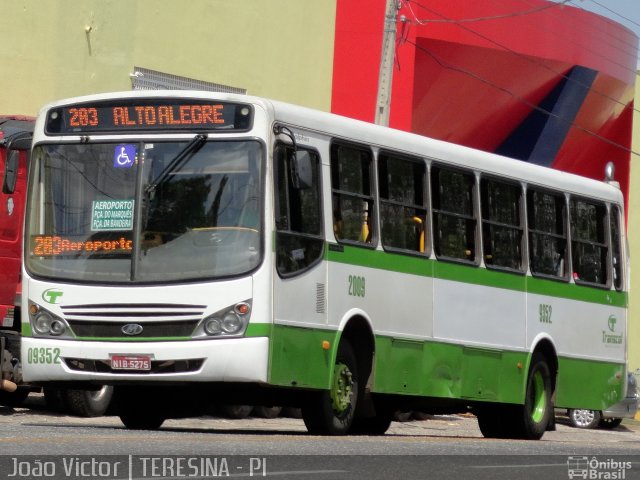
[114,144,136,168]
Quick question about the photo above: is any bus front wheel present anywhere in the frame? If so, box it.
[302,340,358,435]
[117,388,165,430]
[119,408,165,430]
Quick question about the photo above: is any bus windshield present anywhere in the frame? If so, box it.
[26,139,263,283]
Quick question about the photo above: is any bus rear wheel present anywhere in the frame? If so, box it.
[477,353,552,440]
[302,340,358,435]
[518,353,553,439]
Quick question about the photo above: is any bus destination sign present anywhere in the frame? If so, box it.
[45,99,253,134]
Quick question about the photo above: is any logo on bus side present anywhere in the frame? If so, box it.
[42,289,63,304]
[602,315,623,345]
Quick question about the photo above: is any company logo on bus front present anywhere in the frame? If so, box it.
[121,324,144,336]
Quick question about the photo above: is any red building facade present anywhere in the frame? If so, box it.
[331,0,638,201]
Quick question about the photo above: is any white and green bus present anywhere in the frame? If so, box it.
[21,91,627,440]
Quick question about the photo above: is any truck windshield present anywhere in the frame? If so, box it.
[26,140,263,283]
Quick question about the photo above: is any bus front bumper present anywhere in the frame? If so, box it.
[21,336,269,383]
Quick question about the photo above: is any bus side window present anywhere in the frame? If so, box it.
[570,198,608,287]
[431,166,476,263]
[330,143,375,246]
[274,144,324,276]
[527,189,568,279]
[378,152,428,255]
[480,178,524,272]
[610,205,623,291]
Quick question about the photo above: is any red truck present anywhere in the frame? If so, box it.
[0,116,32,403]
[0,116,112,416]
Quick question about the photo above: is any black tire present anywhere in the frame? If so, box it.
[0,387,30,407]
[221,404,253,419]
[350,414,393,435]
[477,405,515,438]
[281,407,302,418]
[119,409,165,430]
[478,353,553,440]
[302,340,358,435]
[598,417,623,429]
[43,387,68,412]
[412,411,433,421]
[568,409,602,429]
[252,406,282,419]
[65,386,114,417]
[393,410,413,422]
[116,388,165,430]
[516,353,553,439]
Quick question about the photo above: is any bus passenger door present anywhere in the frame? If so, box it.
[271,144,329,388]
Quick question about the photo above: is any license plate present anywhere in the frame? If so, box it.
[111,355,152,371]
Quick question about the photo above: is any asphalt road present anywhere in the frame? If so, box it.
[1,396,640,479]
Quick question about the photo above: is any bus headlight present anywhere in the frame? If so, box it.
[30,304,70,337]
[34,311,54,335]
[203,317,223,335]
[195,300,251,338]
[221,312,242,334]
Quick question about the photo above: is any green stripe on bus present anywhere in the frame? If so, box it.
[555,356,626,410]
[327,244,627,307]
[267,323,624,409]
[22,323,33,337]
[373,336,624,409]
[245,323,272,337]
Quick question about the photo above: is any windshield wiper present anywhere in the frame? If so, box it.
[145,134,207,193]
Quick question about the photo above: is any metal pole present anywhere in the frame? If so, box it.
[374,0,400,127]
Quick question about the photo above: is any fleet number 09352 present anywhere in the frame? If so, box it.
[27,347,61,364]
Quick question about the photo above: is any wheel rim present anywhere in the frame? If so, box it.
[530,370,546,423]
[89,385,110,402]
[330,362,354,415]
[572,409,595,427]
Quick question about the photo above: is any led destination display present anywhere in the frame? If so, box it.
[45,98,253,134]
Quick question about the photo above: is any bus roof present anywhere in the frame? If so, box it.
[35,90,624,206]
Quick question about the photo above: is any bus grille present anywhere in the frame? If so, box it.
[61,303,206,339]
[64,357,205,374]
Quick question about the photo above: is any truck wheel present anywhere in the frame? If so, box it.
[0,387,30,407]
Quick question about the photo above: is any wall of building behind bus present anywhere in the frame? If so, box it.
[332,0,637,202]
[0,0,336,115]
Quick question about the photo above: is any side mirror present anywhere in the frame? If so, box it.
[291,150,313,190]
[9,137,31,150]
[3,150,19,194]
